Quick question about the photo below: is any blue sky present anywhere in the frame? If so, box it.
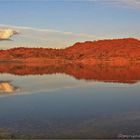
[0,0,140,48]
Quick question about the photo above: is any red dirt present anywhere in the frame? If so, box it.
[0,38,140,65]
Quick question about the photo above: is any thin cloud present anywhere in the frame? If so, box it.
[0,24,95,39]
[89,0,140,9]
[102,0,140,9]
[0,24,96,49]
[116,0,140,9]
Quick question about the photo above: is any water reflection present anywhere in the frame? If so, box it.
[0,63,139,138]
[0,81,19,93]
[0,85,139,138]
[0,62,140,84]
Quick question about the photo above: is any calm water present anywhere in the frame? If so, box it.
[0,64,140,138]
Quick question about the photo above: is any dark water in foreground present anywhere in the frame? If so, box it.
[0,64,140,138]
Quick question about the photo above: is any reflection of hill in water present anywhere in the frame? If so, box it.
[0,81,19,93]
[0,63,140,84]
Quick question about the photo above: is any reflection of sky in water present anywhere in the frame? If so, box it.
[0,81,17,93]
[0,73,96,95]
[0,74,139,138]
[0,73,139,96]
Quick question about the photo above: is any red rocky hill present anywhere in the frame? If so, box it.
[0,38,140,65]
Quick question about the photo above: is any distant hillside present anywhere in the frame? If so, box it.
[64,38,140,63]
[0,38,140,65]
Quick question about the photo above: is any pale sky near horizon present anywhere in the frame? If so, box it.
[0,0,140,49]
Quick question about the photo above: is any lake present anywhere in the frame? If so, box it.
[0,63,140,138]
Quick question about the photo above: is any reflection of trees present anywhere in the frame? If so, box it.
[0,63,140,84]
